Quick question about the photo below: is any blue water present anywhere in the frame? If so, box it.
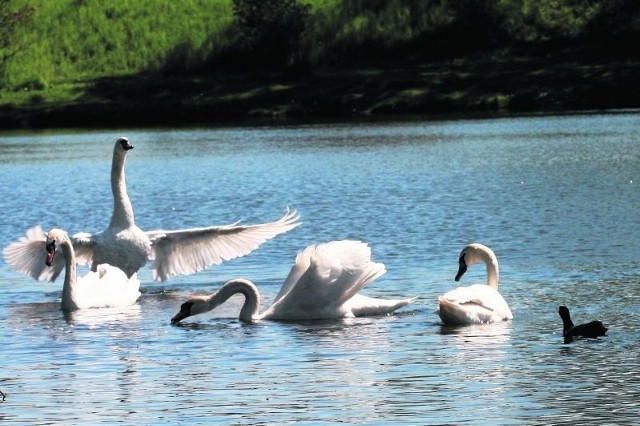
[0,113,639,424]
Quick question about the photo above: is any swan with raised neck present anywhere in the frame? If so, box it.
[46,229,79,310]
[90,137,150,277]
[4,136,301,282]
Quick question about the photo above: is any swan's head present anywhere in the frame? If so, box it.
[455,250,468,281]
[171,296,209,324]
[455,243,494,281]
[115,136,134,152]
[45,228,67,266]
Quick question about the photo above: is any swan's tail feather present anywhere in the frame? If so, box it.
[350,295,417,317]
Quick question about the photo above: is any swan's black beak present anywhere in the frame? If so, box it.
[171,301,193,324]
[455,256,467,282]
[171,312,187,324]
[45,241,56,266]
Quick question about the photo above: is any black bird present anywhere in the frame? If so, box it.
[559,305,608,344]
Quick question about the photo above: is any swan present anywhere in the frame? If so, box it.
[559,305,608,343]
[3,136,301,282]
[437,243,513,325]
[44,228,140,311]
[171,240,416,323]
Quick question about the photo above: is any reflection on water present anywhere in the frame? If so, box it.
[1,113,639,423]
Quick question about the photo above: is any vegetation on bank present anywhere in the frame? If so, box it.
[1,0,639,128]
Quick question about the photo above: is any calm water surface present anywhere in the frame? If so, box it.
[0,113,639,424]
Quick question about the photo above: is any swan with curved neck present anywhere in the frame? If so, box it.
[45,228,140,311]
[438,243,512,325]
[171,240,416,324]
[4,136,301,282]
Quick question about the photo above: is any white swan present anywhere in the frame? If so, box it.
[171,240,416,323]
[438,243,512,325]
[3,136,301,282]
[45,228,141,311]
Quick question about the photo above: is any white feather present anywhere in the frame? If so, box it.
[46,229,140,311]
[438,243,512,325]
[172,240,417,323]
[3,137,300,282]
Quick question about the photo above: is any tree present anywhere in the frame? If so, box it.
[232,0,310,68]
[0,0,34,83]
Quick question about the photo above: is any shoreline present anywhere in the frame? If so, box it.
[2,51,639,130]
[2,105,638,134]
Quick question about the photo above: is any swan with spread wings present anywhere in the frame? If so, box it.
[3,137,300,282]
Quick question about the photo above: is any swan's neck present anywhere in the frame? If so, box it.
[209,279,261,323]
[60,238,78,311]
[109,150,135,229]
[482,251,500,289]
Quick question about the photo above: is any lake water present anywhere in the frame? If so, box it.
[0,113,638,424]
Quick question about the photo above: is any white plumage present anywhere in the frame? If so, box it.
[45,229,140,311]
[438,243,512,325]
[171,240,417,323]
[3,137,301,282]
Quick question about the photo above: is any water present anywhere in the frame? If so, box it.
[0,113,638,424]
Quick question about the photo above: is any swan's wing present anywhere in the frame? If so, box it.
[3,225,53,281]
[3,226,96,282]
[266,241,386,318]
[70,232,96,266]
[313,240,386,306]
[146,208,301,282]
[441,284,508,311]
[439,284,512,324]
[272,243,315,303]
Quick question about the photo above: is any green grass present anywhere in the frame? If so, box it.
[5,0,634,89]
[5,0,235,87]
[1,0,639,128]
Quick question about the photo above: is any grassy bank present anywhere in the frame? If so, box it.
[1,0,639,128]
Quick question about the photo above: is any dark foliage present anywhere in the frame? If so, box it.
[231,0,310,69]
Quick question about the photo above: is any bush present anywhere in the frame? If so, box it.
[232,0,310,68]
